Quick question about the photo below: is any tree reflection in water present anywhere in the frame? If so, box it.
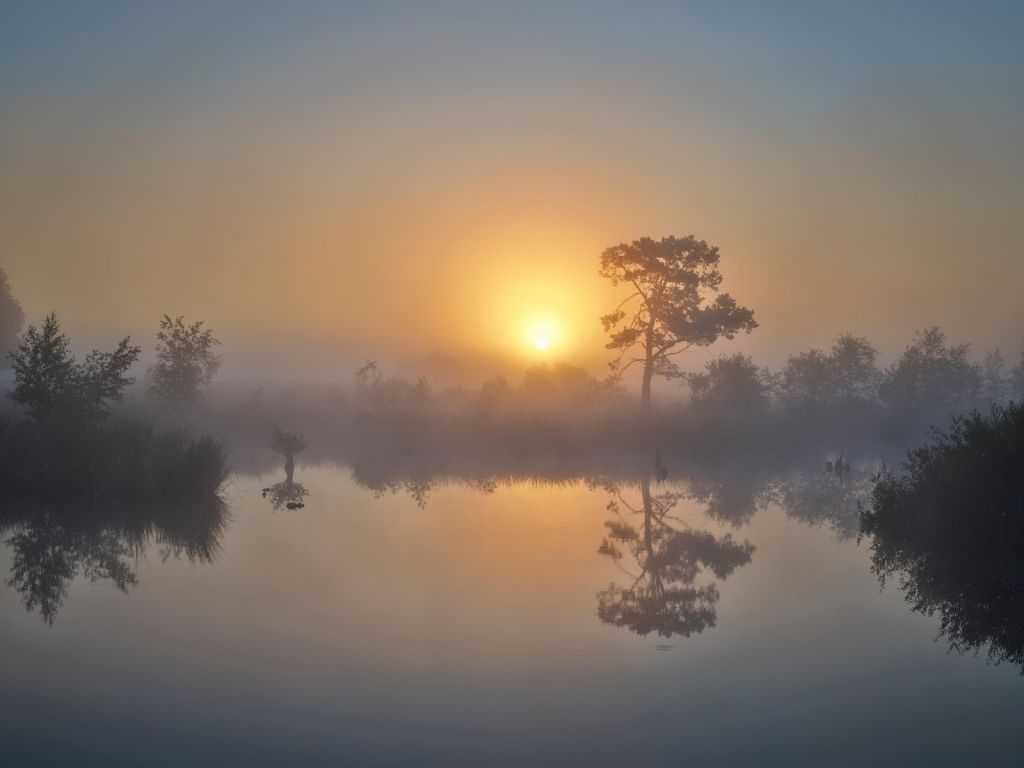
[263,425,311,510]
[860,404,1024,670]
[596,475,754,638]
[263,480,310,511]
[1,496,228,624]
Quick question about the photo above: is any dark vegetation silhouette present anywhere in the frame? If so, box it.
[148,315,221,406]
[2,313,227,503]
[0,308,229,621]
[599,235,757,411]
[780,333,881,416]
[0,267,24,367]
[878,327,982,435]
[860,402,1024,670]
[8,312,139,424]
[270,425,308,483]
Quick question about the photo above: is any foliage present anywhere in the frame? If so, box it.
[599,235,757,409]
[685,353,774,413]
[780,333,880,411]
[879,327,980,419]
[8,312,140,423]
[860,402,1024,670]
[270,424,308,459]
[0,414,229,624]
[148,315,221,406]
[0,267,25,366]
[0,417,229,503]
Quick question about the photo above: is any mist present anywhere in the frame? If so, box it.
[2,3,1024,766]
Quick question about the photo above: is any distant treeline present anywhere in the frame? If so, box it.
[47,326,1002,486]
[0,310,228,506]
[2,261,1021,474]
[307,326,1024,472]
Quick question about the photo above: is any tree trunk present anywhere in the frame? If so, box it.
[641,323,655,412]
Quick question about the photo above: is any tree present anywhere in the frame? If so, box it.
[0,267,25,366]
[8,313,140,423]
[860,402,1024,670]
[148,315,221,406]
[599,235,757,411]
[270,425,308,484]
[879,327,980,420]
[684,353,773,415]
[779,333,880,413]
[829,333,881,406]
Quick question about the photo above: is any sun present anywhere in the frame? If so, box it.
[524,316,561,354]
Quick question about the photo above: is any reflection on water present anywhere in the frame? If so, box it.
[860,406,1024,671]
[263,425,312,510]
[344,450,876,642]
[262,481,309,510]
[0,497,227,624]
[1,453,1022,766]
[595,475,754,637]
[777,464,873,541]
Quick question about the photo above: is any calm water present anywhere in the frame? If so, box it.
[1,464,1021,766]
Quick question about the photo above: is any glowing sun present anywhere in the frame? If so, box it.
[534,335,552,351]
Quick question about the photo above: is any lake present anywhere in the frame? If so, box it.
[1,463,1021,766]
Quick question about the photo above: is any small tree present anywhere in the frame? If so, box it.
[0,267,25,366]
[148,315,221,406]
[8,312,140,423]
[684,353,773,415]
[880,327,980,419]
[599,235,757,411]
[270,425,308,483]
[779,333,881,412]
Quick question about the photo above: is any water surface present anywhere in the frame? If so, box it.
[1,464,1021,766]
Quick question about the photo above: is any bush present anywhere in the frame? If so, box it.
[860,402,1024,669]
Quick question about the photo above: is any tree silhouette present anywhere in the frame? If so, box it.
[880,327,980,422]
[270,425,308,484]
[8,312,140,423]
[148,315,221,406]
[780,333,881,414]
[599,235,757,411]
[0,267,24,367]
[684,353,774,416]
[596,476,754,638]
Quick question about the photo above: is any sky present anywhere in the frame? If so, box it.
[1,1,1022,380]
